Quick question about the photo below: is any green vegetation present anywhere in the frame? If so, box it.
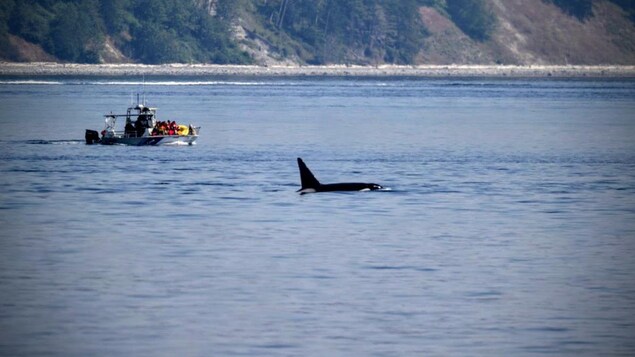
[48,1,104,63]
[123,0,249,64]
[548,0,635,22]
[548,0,594,20]
[248,0,428,64]
[609,0,635,22]
[0,0,432,65]
[0,0,15,59]
[0,0,251,64]
[4,0,631,65]
[446,0,497,41]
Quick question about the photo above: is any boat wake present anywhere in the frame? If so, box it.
[0,80,64,85]
[162,141,195,146]
[91,81,270,86]
[0,79,275,86]
[25,139,85,145]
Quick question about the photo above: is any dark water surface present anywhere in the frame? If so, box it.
[0,77,634,356]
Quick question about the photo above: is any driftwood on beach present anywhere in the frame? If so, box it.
[1,62,635,78]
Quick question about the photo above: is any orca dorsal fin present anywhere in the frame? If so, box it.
[297,158,320,189]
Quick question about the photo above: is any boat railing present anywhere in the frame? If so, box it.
[114,131,199,138]
[113,131,141,138]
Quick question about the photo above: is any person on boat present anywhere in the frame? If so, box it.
[134,118,145,137]
[167,120,176,135]
[136,108,156,137]
[125,118,135,136]
[152,121,160,136]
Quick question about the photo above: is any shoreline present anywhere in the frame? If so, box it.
[1,62,635,78]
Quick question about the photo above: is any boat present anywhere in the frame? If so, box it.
[85,96,200,146]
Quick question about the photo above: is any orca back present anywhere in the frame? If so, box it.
[297,158,320,190]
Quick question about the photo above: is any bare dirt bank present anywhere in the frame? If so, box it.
[1,62,635,78]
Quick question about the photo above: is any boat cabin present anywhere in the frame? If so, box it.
[105,104,157,139]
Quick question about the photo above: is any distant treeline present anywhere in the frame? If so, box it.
[1,0,634,64]
[547,0,635,21]
[253,0,428,64]
[248,0,497,64]
[0,0,250,64]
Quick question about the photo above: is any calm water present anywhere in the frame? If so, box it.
[0,77,634,356]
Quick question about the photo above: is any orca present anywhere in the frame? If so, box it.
[297,158,383,194]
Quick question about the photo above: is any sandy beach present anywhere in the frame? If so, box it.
[1,62,635,78]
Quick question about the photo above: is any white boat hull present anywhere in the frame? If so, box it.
[100,134,198,146]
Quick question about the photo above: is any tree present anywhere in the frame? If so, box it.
[383,0,427,64]
[446,0,497,41]
[100,0,131,33]
[548,0,594,21]
[129,23,180,63]
[610,0,635,22]
[47,0,104,62]
[8,1,51,45]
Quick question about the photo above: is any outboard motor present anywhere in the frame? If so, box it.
[85,129,101,145]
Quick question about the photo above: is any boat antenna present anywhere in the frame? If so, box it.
[142,74,146,106]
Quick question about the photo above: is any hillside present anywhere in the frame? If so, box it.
[417,0,635,65]
[1,0,634,66]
